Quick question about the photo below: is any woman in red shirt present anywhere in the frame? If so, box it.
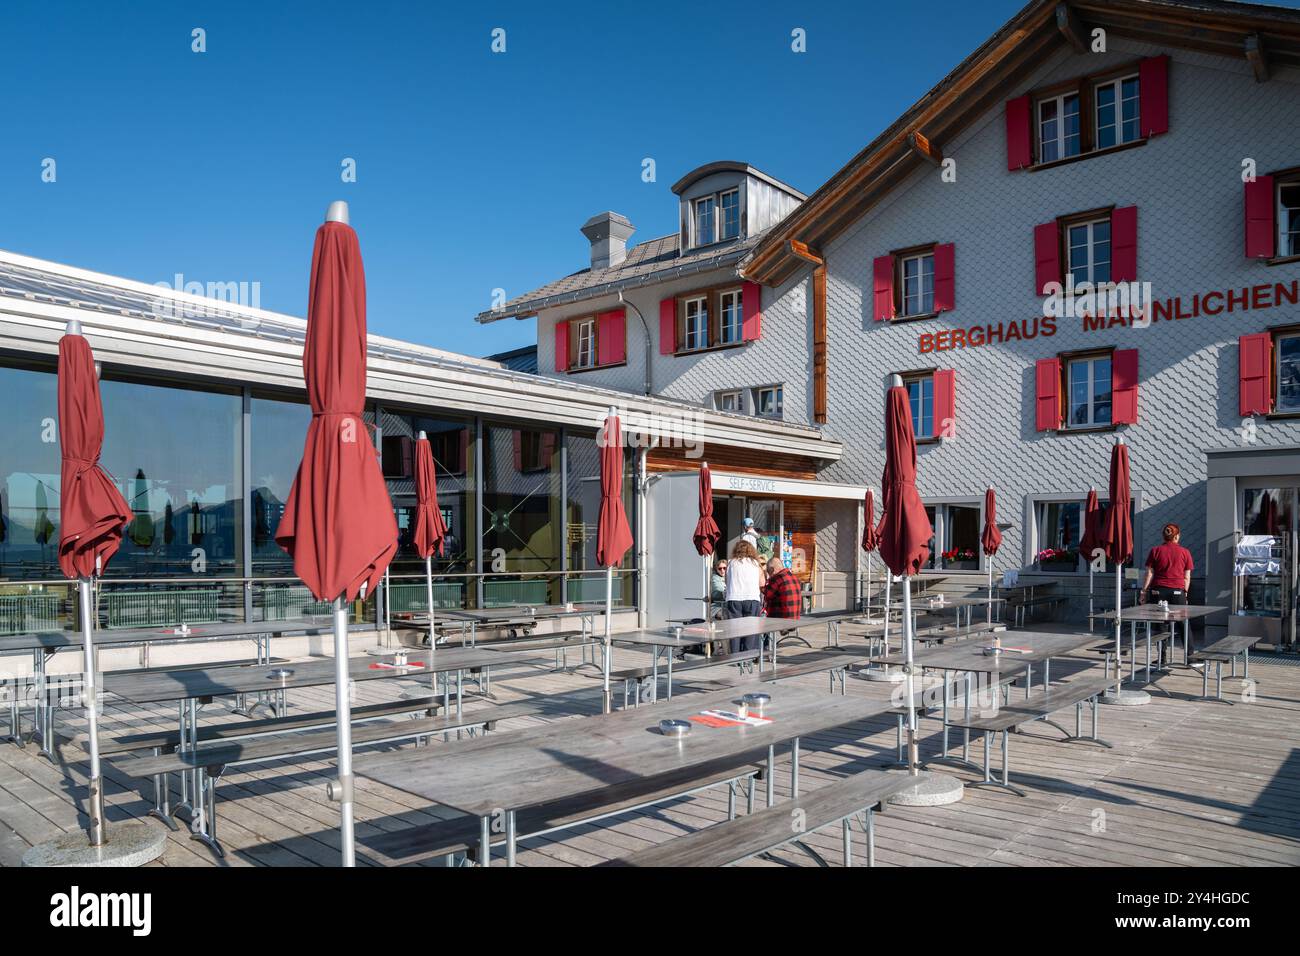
[1140,523,1194,605]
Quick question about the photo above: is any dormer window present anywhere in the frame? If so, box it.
[692,187,742,247]
[694,196,716,246]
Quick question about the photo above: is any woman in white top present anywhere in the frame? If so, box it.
[724,539,766,652]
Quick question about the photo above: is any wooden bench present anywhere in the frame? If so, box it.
[943,676,1113,796]
[613,650,760,708]
[600,769,917,868]
[1008,594,1066,627]
[114,700,543,859]
[91,694,454,758]
[1190,634,1260,702]
[361,755,766,866]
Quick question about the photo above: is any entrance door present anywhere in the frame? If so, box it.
[1238,485,1297,648]
[746,499,783,562]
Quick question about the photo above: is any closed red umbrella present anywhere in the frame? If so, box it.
[981,487,1002,624]
[1101,439,1139,704]
[57,327,131,849]
[861,489,881,624]
[413,432,448,646]
[1080,488,1104,621]
[877,383,934,776]
[692,463,720,556]
[275,208,398,865]
[692,462,721,624]
[596,409,633,713]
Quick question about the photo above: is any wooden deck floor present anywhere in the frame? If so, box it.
[2,624,1298,867]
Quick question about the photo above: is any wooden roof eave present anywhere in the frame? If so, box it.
[743,6,1062,286]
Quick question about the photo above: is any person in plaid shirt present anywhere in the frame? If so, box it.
[762,557,802,620]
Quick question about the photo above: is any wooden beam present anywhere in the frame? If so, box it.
[788,240,824,267]
[906,130,944,166]
[1246,34,1270,82]
[1055,3,1087,53]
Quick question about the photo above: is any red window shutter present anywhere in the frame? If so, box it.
[457,428,469,475]
[1034,222,1061,295]
[1139,55,1169,138]
[597,309,626,366]
[1035,358,1062,431]
[932,243,955,312]
[742,281,762,341]
[1005,95,1033,171]
[1111,349,1139,425]
[1111,206,1138,283]
[659,297,676,354]
[933,369,955,438]
[872,255,895,321]
[1239,333,1274,415]
[512,430,523,472]
[540,432,557,470]
[1245,176,1276,259]
[554,320,570,372]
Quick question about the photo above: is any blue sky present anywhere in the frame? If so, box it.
[5,0,1292,357]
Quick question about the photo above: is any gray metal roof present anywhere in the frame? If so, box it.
[473,231,764,324]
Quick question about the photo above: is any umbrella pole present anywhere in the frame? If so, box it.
[987,563,993,626]
[865,554,872,620]
[1089,564,1094,629]
[883,573,892,654]
[702,554,710,624]
[902,574,918,775]
[79,576,105,846]
[331,595,356,866]
[1114,565,1123,698]
[602,566,614,714]
[426,556,436,648]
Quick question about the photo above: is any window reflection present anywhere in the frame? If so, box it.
[482,424,560,605]
[565,432,634,605]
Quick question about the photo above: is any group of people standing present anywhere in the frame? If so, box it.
[708,517,802,653]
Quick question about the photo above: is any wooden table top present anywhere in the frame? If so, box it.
[354,681,891,818]
[0,617,374,654]
[878,630,1098,672]
[102,645,541,705]
[1091,604,1226,622]
[674,616,804,641]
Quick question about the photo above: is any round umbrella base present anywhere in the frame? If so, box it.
[885,770,964,807]
[1100,688,1150,706]
[23,822,167,868]
[859,666,906,683]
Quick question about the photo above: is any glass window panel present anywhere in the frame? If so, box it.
[942,505,980,569]
[720,291,743,343]
[1063,94,1081,156]
[1036,502,1082,568]
[1277,336,1300,412]
[695,197,715,246]
[565,432,634,607]
[720,190,740,240]
[482,423,560,605]
[0,362,62,587]
[250,395,310,577]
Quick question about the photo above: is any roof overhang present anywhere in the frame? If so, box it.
[0,253,842,463]
[744,0,1300,288]
[670,161,808,199]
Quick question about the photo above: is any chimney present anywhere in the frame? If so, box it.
[581,211,634,271]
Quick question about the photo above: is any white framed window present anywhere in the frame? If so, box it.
[903,373,934,439]
[719,189,740,241]
[694,196,716,247]
[1067,218,1111,285]
[900,252,935,317]
[1038,92,1081,163]
[574,318,596,369]
[1094,74,1140,150]
[1065,353,1112,428]
[754,385,783,419]
[1275,332,1300,413]
[1280,179,1300,259]
[719,289,743,344]
[714,389,742,413]
[683,297,708,351]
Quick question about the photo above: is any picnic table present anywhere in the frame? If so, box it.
[2,616,376,757]
[103,645,544,854]
[875,630,1100,764]
[354,681,892,866]
[914,595,1006,628]
[1090,604,1226,686]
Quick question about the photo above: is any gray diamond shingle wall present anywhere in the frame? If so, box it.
[792,39,1300,582]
